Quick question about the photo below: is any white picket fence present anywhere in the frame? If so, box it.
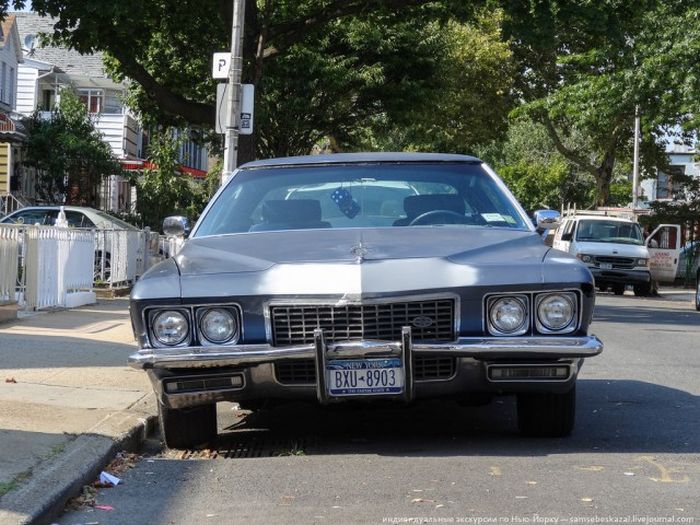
[24,226,96,310]
[0,222,182,311]
[0,225,21,304]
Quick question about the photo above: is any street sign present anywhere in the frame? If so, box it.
[216,83,255,135]
[212,52,230,79]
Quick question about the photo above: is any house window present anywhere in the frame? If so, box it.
[41,89,55,111]
[78,89,103,114]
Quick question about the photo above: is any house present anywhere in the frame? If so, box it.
[640,145,699,202]
[12,12,209,214]
[0,13,25,214]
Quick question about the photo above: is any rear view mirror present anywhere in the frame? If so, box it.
[533,209,561,231]
[163,216,190,238]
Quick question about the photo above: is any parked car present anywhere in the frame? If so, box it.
[676,240,700,281]
[0,206,138,231]
[552,214,652,296]
[128,153,603,449]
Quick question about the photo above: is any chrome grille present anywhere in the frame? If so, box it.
[274,357,456,385]
[270,299,455,345]
[594,255,635,269]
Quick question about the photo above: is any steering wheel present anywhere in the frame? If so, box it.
[408,209,472,226]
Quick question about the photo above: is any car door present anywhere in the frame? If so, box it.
[646,224,682,283]
[553,219,575,253]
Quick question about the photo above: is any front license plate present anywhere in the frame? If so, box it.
[326,358,404,396]
[600,262,613,270]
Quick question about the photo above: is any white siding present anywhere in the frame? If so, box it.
[0,24,19,111]
[92,113,126,158]
[15,64,39,115]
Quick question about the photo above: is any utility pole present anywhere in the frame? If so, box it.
[631,105,641,208]
[221,0,247,186]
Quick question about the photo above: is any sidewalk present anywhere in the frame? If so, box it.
[0,300,155,525]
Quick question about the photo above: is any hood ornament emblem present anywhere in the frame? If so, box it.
[412,316,434,328]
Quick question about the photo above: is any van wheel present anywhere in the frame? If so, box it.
[612,284,625,295]
[695,274,700,311]
[633,283,651,297]
[159,403,217,449]
[517,386,576,437]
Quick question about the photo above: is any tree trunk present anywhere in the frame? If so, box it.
[595,152,616,207]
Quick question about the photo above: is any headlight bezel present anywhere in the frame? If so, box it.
[534,292,578,335]
[576,253,594,264]
[149,308,191,348]
[145,303,243,348]
[486,294,530,336]
[196,306,241,346]
[636,258,649,267]
[484,290,581,337]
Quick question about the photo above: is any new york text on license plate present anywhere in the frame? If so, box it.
[327,358,404,396]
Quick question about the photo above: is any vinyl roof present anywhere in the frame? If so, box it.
[241,152,482,168]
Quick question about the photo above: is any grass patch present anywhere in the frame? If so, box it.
[0,470,32,498]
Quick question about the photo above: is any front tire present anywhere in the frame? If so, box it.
[633,283,651,297]
[517,386,576,437]
[159,403,217,449]
[611,283,625,295]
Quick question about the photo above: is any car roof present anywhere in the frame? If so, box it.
[240,152,482,169]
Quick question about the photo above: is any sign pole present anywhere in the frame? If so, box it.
[632,105,641,208]
[221,0,246,186]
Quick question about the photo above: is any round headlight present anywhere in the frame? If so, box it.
[200,308,238,344]
[579,254,593,264]
[489,297,528,335]
[537,294,575,331]
[152,310,189,346]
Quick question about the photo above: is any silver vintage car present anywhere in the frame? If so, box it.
[128,153,603,448]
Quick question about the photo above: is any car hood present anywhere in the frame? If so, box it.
[133,228,591,299]
[573,241,649,258]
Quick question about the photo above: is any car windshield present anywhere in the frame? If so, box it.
[575,219,644,245]
[193,163,530,237]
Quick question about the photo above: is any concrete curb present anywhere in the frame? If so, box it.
[0,396,157,525]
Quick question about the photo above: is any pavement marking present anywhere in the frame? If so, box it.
[575,465,605,472]
[637,456,690,483]
[489,466,502,476]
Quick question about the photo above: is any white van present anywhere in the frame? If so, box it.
[553,213,681,296]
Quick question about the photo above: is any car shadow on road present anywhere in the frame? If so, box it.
[593,303,700,327]
[212,379,699,458]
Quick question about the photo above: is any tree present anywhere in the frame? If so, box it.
[30,0,475,163]
[477,117,634,212]
[498,0,699,205]
[347,9,515,153]
[24,89,122,206]
[132,129,208,231]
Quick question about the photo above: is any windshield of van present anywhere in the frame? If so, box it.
[575,219,644,245]
[193,163,531,237]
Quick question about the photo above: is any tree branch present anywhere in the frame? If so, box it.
[108,47,215,127]
[541,113,599,178]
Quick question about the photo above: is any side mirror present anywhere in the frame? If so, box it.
[163,215,190,238]
[533,209,561,231]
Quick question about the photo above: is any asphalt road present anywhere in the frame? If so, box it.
[58,293,700,525]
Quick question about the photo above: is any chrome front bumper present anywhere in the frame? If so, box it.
[129,332,604,370]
